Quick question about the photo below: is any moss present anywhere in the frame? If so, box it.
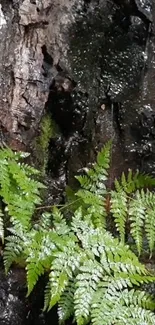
[34,114,60,175]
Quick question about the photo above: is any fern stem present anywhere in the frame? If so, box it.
[36,204,64,210]
[36,198,82,211]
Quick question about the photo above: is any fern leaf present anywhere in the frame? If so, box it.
[96,141,112,168]
[143,190,155,256]
[91,285,120,325]
[58,278,75,323]
[4,235,24,272]
[19,162,40,176]
[122,306,155,325]
[0,149,45,232]
[49,270,69,310]
[0,210,4,244]
[76,190,106,228]
[134,171,155,189]
[52,207,70,235]
[26,231,53,296]
[37,212,52,231]
[110,190,128,243]
[91,285,155,325]
[74,259,103,325]
[76,141,111,193]
[76,220,147,276]
[49,238,82,310]
[115,169,155,194]
[75,142,111,228]
[129,190,146,255]
[119,288,155,310]
[1,143,155,325]
[26,260,45,296]
[43,281,51,311]
[145,207,155,256]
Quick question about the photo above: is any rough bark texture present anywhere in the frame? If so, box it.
[0,0,78,150]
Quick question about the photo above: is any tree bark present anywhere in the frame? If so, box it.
[0,0,77,151]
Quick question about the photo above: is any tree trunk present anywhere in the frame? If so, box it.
[0,0,76,151]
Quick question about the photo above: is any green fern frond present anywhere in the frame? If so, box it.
[19,162,40,176]
[141,190,155,256]
[43,281,51,311]
[110,190,128,243]
[75,219,147,276]
[76,141,111,193]
[0,209,4,244]
[52,207,70,235]
[48,238,82,310]
[26,230,55,296]
[76,189,106,228]
[0,148,45,232]
[26,232,46,295]
[71,207,95,246]
[115,169,155,194]
[145,207,155,256]
[113,170,155,255]
[4,235,24,272]
[26,260,44,296]
[74,259,103,325]
[75,142,111,228]
[58,278,75,323]
[129,190,146,255]
[0,160,11,203]
[36,212,52,231]
[96,141,112,169]
[49,270,68,310]
[91,285,155,325]
[119,288,155,310]
[43,233,72,311]
[134,171,155,188]
[0,147,23,160]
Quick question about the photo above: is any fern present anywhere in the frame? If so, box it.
[43,281,51,311]
[48,236,83,310]
[128,190,146,255]
[52,207,70,236]
[116,169,155,193]
[36,212,52,231]
[74,259,103,325]
[4,232,25,272]
[0,148,45,233]
[0,209,4,244]
[91,286,155,325]
[26,230,53,295]
[111,170,155,255]
[4,201,155,325]
[75,141,112,228]
[143,190,155,256]
[0,144,155,325]
[58,278,75,323]
[110,189,127,243]
[75,143,155,254]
